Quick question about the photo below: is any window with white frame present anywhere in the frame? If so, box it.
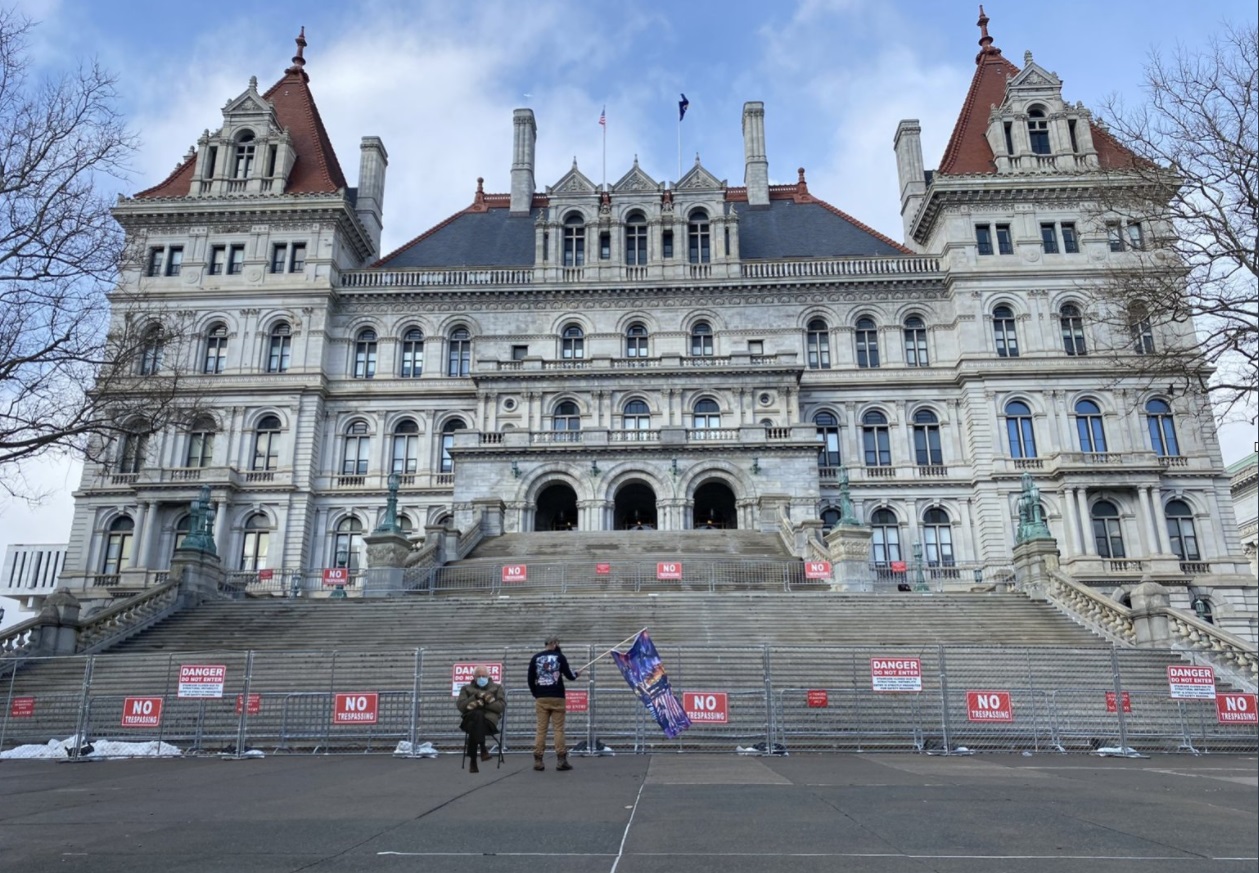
[815,412,840,468]
[341,420,371,475]
[862,410,891,467]
[267,322,292,372]
[204,322,228,373]
[563,213,585,267]
[552,401,581,441]
[252,415,281,471]
[447,327,471,376]
[687,209,711,264]
[1004,401,1037,458]
[1091,500,1126,558]
[1074,399,1107,453]
[1164,500,1200,561]
[903,316,928,367]
[399,328,423,377]
[353,329,378,379]
[625,323,648,358]
[439,418,465,473]
[871,509,902,566]
[1145,399,1180,457]
[185,418,215,468]
[855,316,880,368]
[806,319,831,369]
[561,324,585,360]
[239,513,270,572]
[623,399,651,434]
[625,211,648,265]
[922,507,955,566]
[391,419,419,474]
[912,409,942,466]
[992,305,1019,357]
[1059,304,1086,356]
[101,516,134,575]
[690,322,714,357]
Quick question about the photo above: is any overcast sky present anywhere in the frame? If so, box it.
[3,0,1256,622]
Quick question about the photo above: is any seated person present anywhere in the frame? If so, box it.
[456,666,505,773]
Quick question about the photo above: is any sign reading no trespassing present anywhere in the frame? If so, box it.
[121,696,163,728]
[1167,665,1216,700]
[177,664,226,699]
[332,693,378,725]
[1215,693,1257,724]
[683,692,729,724]
[870,658,922,693]
[966,690,1013,723]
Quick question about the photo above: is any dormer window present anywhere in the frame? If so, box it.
[1027,108,1050,155]
[233,131,256,179]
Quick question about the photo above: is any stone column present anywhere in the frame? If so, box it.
[1128,581,1172,648]
[1062,488,1083,556]
[1137,486,1161,555]
[129,503,149,569]
[1075,488,1093,554]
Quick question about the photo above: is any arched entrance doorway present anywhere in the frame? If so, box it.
[614,480,658,529]
[693,479,737,529]
[535,482,579,531]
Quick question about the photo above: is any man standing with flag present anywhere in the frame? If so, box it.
[528,636,579,771]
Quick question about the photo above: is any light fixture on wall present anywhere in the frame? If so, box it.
[590,460,601,476]
[671,458,680,477]
[751,458,761,475]
[511,460,521,478]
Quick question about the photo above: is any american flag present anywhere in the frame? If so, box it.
[599,107,606,127]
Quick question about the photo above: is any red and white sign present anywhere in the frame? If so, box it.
[332,692,378,725]
[683,691,728,724]
[656,562,682,581]
[566,690,589,713]
[235,694,262,715]
[966,690,1013,723]
[870,658,923,693]
[258,568,274,581]
[1167,665,1216,700]
[121,696,164,727]
[9,696,35,718]
[806,690,829,709]
[804,561,832,580]
[450,662,504,696]
[501,564,527,583]
[1215,693,1257,724]
[1105,691,1132,713]
[595,562,611,576]
[177,664,226,699]
[322,567,349,587]
[890,561,908,573]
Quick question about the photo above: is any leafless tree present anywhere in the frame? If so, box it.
[0,11,201,499]
[1088,22,1257,426]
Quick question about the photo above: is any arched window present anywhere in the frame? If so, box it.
[553,400,581,440]
[1145,399,1180,457]
[399,328,424,378]
[625,211,648,265]
[687,209,711,264]
[623,399,651,434]
[185,417,216,468]
[923,507,955,567]
[815,412,841,468]
[1130,304,1155,354]
[341,420,371,475]
[993,305,1019,357]
[855,316,880,368]
[440,418,465,473]
[1059,304,1086,356]
[563,213,585,267]
[1074,399,1107,453]
[118,424,148,474]
[903,316,928,367]
[862,410,891,467]
[871,509,901,566]
[1004,401,1037,459]
[692,398,721,435]
[391,419,419,474]
[233,131,256,179]
[625,323,648,358]
[101,516,134,575]
[806,319,831,370]
[332,516,364,571]
[353,329,378,379]
[1091,500,1126,558]
[267,322,292,373]
[1165,500,1200,562]
[173,515,192,554]
[821,507,841,533]
[912,409,942,466]
[239,513,270,572]
[447,327,471,377]
[252,415,281,471]
[1027,107,1050,155]
[561,324,585,360]
[690,321,714,357]
[139,326,163,375]
[204,322,228,373]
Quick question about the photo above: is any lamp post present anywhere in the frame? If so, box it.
[973,567,984,589]
[912,543,928,592]
[331,547,349,599]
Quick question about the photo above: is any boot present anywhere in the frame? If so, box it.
[469,756,479,774]
[480,748,492,762]
[556,755,573,771]
[533,755,545,771]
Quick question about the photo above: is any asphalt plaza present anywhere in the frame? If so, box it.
[1,752,1256,872]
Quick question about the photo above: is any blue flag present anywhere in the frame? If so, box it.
[678,93,689,122]
[611,630,691,738]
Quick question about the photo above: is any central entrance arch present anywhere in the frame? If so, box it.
[693,479,737,529]
[613,480,658,529]
[535,482,578,531]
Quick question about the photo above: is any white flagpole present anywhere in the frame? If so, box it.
[573,626,648,673]
[677,116,681,180]
[601,106,606,188]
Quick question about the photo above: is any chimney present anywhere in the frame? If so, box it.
[510,108,537,214]
[356,136,389,255]
[742,101,769,207]
[893,120,926,244]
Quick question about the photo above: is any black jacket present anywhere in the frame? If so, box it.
[528,648,576,698]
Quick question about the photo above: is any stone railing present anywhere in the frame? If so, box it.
[1165,610,1258,692]
[740,255,939,279]
[455,513,487,560]
[341,267,536,288]
[74,581,182,654]
[1044,572,1137,646]
[0,616,45,675]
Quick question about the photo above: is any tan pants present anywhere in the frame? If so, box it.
[533,697,567,758]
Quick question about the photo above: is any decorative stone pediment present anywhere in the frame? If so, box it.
[548,161,597,195]
[613,160,658,194]
[221,77,281,132]
[1001,54,1065,110]
[676,159,723,191]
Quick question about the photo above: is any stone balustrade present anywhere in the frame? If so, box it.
[1045,573,1137,645]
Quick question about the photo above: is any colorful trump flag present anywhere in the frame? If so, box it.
[611,630,691,738]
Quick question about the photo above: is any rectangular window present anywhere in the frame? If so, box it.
[1003,122,1014,155]
[1107,222,1124,252]
[266,144,278,177]
[975,224,993,256]
[1040,223,1059,254]
[1061,222,1079,254]
[228,244,245,275]
[1067,119,1079,153]
[1126,223,1144,250]
[511,344,528,361]
[209,245,226,275]
[289,242,306,272]
[204,146,217,178]
[995,224,1013,255]
[662,230,674,259]
[271,244,288,274]
[165,246,183,277]
[748,340,763,356]
[146,248,163,277]
[599,232,611,260]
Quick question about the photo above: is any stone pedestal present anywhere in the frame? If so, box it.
[1129,580,1172,648]
[473,499,506,536]
[36,589,82,656]
[170,547,225,607]
[1012,538,1060,601]
[362,531,412,597]
[826,525,873,592]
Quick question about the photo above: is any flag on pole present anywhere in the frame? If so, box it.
[678,93,689,122]
[599,106,606,127]
[611,630,691,738]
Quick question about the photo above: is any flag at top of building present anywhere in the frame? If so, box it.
[599,106,605,127]
[611,630,691,738]
[678,93,689,121]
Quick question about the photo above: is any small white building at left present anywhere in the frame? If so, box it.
[2,544,67,619]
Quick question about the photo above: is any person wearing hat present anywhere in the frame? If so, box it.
[527,636,579,771]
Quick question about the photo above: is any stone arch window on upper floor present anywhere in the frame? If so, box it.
[1004,400,1037,459]
[341,420,371,476]
[625,211,648,265]
[692,398,721,435]
[855,316,880,368]
[239,512,271,572]
[690,321,714,357]
[1091,500,1126,559]
[204,322,228,373]
[354,329,378,379]
[912,409,942,466]
[1027,107,1050,155]
[440,418,466,473]
[561,324,585,360]
[992,305,1019,357]
[185,416,216,468]
[1129,305,1155,355]
[1165,500,1201,562]
[870,508,902,566]
[447,326,471,376]
[563,213,585,267]
[252,415,282,471]
[117,423,148,474]
[622,399,651,434]
[806,319,831,369]
[138,326,163,375]
[400,328,424,378]
[903,316,928,367]
[1074,399,1107,453]
[267,322,292,373]
[625,323,648,358]
[101,516,134,575]
[1145,398,1180,457]
[1060,304,1087,356]
[688,209,711,264]
[922,507,955,567]
[391,419,420,474]
[552,401,581,440]
[861,410,891,468]
[815,412,840,468]
[233,130,256,179]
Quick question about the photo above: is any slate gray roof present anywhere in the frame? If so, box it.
[379,208,541,268]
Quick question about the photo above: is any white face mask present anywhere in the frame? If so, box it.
[475,677,489,688]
